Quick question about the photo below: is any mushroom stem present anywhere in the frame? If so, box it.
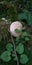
[11,34,19,65]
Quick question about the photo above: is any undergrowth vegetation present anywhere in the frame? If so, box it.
[0,0,32,65]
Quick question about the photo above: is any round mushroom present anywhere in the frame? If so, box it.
[10,21,22,37]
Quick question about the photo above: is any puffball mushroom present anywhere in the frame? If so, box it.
[10,21,22,37]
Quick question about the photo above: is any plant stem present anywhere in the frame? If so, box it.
[11,34,19,65]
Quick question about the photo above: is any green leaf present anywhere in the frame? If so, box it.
[18,13,27,21]
[6,43,13,52]
[18,9,32,25]
[21,32,28,39]
[16,43,24,54]
[15,29,21,33]
[1,51,11,62]
[27,13,32,25]
[20,54,29,64]
[15,36,20,44]
[22,32,28,37]
[25,37,29,41]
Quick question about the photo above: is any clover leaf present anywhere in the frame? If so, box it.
[22,32,28,37]
[16,43,24,54]
[1,51,11,62]
[25,37,29,41]
[6,43,13,52]
[15,29,21,33]
[20,54,29,64]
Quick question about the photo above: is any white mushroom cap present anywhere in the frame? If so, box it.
[10,21,22,37]
[1,18,7,22]
[1,18,6,20]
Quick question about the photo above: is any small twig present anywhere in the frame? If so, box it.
[11,34,19,65]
